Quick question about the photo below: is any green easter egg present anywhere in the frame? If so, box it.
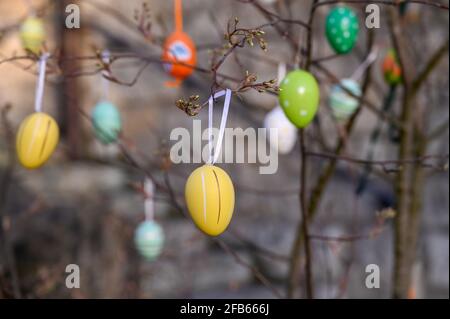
[91,101,122,144]
[134,221,164,261]
[278,70,320,128]
[326,6,359,54]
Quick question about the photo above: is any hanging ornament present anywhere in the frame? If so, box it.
[135,178,164,261]
[16,112,59,169]
[325,6,359,55]
[16,53,59,169]
[162,0,197,87]
[382,49,402,86]
[20,16,45,54]
[264,107,298,154]
[329,79,361,121]
[382,49,402,142]
[185,90,235,236]
[278,70,320,128]
[135,221,165,261]
[91,51,122,144]
[329,50,377,121]
[92,101,122,144]
[355,50,401,196]
[264,63,297,154]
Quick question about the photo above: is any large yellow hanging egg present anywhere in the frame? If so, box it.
[20,17,45,54]
[16,112,59,169]
[185,165,235,236]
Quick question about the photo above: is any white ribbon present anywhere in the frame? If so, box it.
[207,89,232,165]
[34,53,50,113]
[144,177,154,221]
[278,62,286,85]
[101,50,111,101]
[351,48,379,81]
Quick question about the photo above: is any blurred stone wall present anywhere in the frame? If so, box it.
[0,0,448,298]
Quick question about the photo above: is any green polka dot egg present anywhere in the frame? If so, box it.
[326,6,359,55]
[278,70,320,128]
[134,220,164,261]
[329,78,361,122]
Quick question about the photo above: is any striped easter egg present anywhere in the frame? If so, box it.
[16,112,59,169]
[329,78,361,121]
[185,165,235,236]
[134,220,164,261]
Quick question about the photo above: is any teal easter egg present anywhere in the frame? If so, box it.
[134,220,164,261]
[326,6,359,54]
[329,78,361,121]
[91,101,122,144]
[278,70,320,128]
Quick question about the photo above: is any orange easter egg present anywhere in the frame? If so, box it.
[382,49,402,85]
[162,31,197,80]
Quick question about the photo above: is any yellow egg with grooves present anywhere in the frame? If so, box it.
[16,112,59,169]
[185,165,235,236]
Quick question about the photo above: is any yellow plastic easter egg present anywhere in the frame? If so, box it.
[20,17,45,54]
[16,112,59,169]
[185,165,235,236]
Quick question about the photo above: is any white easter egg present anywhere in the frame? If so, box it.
[264,106,297,154]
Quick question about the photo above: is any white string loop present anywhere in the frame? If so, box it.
[101,50,111,101]
[277,62,286,85]
[144,177,154,221]
[34,53,50,113]
[351,47,379,81]
[207,89,232,165]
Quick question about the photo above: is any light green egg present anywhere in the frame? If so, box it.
[278,70,320,128]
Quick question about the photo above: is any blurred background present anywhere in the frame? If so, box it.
[0,0,448,298]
